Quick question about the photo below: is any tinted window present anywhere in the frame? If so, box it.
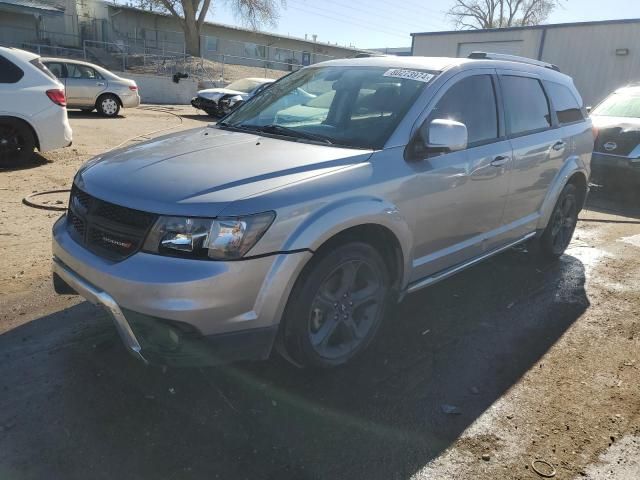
[429,75,498,145]
[545,81,584,124]
[0,55,24,83]
[501,76,551,135]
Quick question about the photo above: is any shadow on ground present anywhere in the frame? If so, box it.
[0,247,589,480]
[0,152,51,172]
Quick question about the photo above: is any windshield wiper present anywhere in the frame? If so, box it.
[239,124,333,145]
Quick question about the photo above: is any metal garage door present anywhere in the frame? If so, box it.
[457,41,523,57]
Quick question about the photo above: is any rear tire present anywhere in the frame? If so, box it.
[281,242,391,369]
[0,119,35,168]
[96,94,121,117]
[538,183,580,259]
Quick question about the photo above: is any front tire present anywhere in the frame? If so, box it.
[96,94,121,117]
[281,242,390,369]
[538,183,580,259]
[0,119,35,167]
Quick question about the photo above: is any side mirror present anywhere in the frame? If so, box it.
[586,106,592,114]
[420,119,468,153]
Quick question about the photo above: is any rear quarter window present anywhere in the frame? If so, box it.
[0,55,25,83]
[30,58,58,81]
[545,81,584,124]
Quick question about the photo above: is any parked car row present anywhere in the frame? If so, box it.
[0,46,140,166]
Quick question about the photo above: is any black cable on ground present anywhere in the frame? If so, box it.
[22,189,70,211]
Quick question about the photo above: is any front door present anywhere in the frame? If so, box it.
[64,63,107,107]
[410,71,512,281]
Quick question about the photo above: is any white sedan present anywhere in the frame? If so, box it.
[0,46,72,166]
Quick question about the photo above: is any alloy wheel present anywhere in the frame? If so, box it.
[550,194,577,254]
[308,259,384,360]
[0,125,24,163]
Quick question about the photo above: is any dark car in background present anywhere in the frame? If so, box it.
[590,85,640,188]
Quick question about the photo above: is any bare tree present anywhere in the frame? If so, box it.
[134,0,284,56]
[447,0,562,30]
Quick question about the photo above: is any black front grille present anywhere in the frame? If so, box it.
[595,126,640,156]
[66,185,157,261]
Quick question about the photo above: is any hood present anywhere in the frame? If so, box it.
[75,127,371,217]
[197,88,246,101]
[592,115,640,156]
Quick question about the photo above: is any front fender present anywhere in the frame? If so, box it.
[536,155,589,231]
[282,196,414,288]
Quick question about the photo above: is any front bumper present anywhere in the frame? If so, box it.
[52,215,312,366]
[191,96,221,113]
[591,152,640,185]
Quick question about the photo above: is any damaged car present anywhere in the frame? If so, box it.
[191,77,274,117]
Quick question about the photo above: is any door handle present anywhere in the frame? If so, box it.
[552,141,566,151]
[490,155,510,167]
[96,82,105,86]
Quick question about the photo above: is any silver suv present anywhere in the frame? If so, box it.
[52,54,592,368]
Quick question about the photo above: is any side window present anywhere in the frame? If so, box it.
[428,74,499,146]
[545,81,584,124]
[0,55,24,83]
[501,75,552,135]
[44,62,66,79]
[67,64,102,80]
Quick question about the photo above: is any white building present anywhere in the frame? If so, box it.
[411,18,640,105]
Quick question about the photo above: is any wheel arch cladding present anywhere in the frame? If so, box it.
[567,171,588,210]
[312,224,405,295]
[537,159,589,230]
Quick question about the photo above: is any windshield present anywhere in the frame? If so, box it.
[222,66,437,149]
[592,93,640,118]
[226,78,265,93]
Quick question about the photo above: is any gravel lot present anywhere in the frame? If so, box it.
[1,106,639,480]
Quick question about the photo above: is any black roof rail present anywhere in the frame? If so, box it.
[468,51,560,72]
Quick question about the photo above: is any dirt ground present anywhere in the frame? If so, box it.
[1,106,639,480]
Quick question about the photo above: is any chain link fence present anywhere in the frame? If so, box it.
[1,21,347,85]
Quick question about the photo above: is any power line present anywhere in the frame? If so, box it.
[286,3,412,39]
[288,0,412,35]
[316,0,445,30]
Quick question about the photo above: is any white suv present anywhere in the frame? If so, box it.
[0,46,73,166]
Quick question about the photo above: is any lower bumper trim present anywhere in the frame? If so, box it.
[52,257,148,364]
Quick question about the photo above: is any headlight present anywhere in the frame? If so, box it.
[142,212,275,260]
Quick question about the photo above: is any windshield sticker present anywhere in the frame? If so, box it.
[383,68,435,83]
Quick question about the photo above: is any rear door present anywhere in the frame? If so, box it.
[498,72,566,239]
[64,63,107,107]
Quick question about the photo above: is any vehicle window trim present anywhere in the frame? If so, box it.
[0,54,25,84]
[498,73,555,138]
[543,80,586,127]
[426,71,504,149]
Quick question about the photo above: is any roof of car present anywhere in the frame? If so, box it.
[315,55,573,84]
[0,46,39,63]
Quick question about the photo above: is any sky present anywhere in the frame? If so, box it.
[205,0,640,49]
